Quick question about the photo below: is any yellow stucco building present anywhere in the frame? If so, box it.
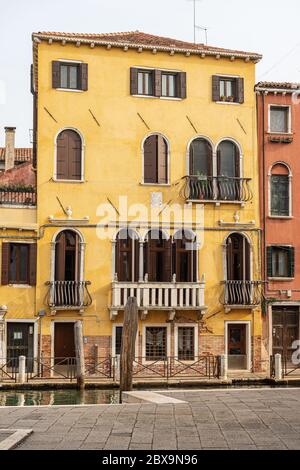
[1,31,266,376]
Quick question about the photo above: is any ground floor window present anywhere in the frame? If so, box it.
[145,327,167,361]
[114,326,123,355]
[177,326,195,361]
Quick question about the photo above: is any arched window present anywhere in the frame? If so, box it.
[217,140,240,200]
[144,230,171,282]
[173,230,197,282]
[189,138,212,177]
[226,233,250,282]
[56,129,82,180]
[270,163,291,217]
[55,230,81,281]
[143,134,168,184]
[115,229,139,282]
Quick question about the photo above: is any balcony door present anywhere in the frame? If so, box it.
[144,230,171,282]
[115,229,139,282]
[226,233,250,305]
[173,230,197,282]
[217,141,240,200]
[55,230,80,282]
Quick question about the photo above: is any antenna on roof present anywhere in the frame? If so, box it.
[186,0,208,44]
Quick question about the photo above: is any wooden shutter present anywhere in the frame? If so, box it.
[52,61,61,88]
[144,135,157,183]
[29,243,37,286]
[130,68,138,95]
[146,238,156,281]
[267,247,273,278]
[55,233,66,281]
[154,70,162,97]
[178,72,187,99]
[56,131,68,179]
[157,136,168,184]
[237,78,244,104]
[226,238,234,280]
[80,63,88,91]
[288,247,295,278]
[134,239,139,282]
[212,75,220,101]
[163,239,172,282]
[1,242,10,285]
[234,143,240,177]
[68,131,82,180]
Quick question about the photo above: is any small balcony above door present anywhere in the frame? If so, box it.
[45,229,92,314]
[220,280,263,312]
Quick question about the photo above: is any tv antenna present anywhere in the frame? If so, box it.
[186,0,209,45]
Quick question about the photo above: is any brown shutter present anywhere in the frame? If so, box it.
[80,63,88,91]
[163,239,172,282]
[237,78,244,104]
[56,131,68,179]
[134,239,139,282]
[178,72,187,99]
[68,131,82,180]
[212,75,220,101]
[234,144,240,177]
[55,233,66,281]
[29,243,37,286]
[144,135,157,183]
[52,61,61,88]
[157,136,168,184]
[154,70,162,97]
[130,68,138,95]
[1,242,10,285]
[226,238,234,280]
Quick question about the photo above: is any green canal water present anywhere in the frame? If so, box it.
[0,389,120,407]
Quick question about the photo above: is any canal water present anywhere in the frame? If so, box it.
[0,389,120,407]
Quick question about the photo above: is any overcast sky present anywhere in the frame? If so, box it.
[1,0,300,146]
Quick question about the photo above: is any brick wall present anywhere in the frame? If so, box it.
[0,162,35,185]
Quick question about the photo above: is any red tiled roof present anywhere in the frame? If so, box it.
[0,147,32,162]
[255,81,300,90]
[32,30,262,61]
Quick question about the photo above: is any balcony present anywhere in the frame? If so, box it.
[220,280,263,312]
[110,277,206,320]
[45,280,92,314]
[180,176,252,204]
[0,186,36,206]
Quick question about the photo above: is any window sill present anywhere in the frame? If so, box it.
[132,94,157,99]
[267,132,293,136]
[160,96,182,101]
[8,284,32,288]
[268,278,294,282]
[216,101,241,106]
[140,182,171,187]
[52,178,85,183]
[268,215,293,220]
[54,88,84,93]
[132,95,182,101]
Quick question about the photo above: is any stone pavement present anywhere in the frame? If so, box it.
[1,388,300,449]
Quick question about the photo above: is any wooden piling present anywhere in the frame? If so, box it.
[119,297,138,402]
[74,321,85,390]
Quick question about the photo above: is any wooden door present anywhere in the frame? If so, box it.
[272,307,299,364]
[227,324,247,370]
[54,323,75,359]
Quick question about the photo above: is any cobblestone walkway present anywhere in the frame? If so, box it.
[1,388,300,449]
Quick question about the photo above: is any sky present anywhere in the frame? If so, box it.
[1,0,300,147]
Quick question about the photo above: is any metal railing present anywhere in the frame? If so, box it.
[0,358,18,382]
[0,188,36,206]
[180,176,253,203]
[26,357,77,381]
[45,280,92,309]
[169,356,221,379]
[220,280,263,306]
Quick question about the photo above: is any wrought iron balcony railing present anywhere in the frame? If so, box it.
[45,280,92,310]
[220,280,263,307]
[180,176,252,203]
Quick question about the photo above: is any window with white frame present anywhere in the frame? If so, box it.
[145,327,167,361]
[270,106,290,133]
[177,326,195,360]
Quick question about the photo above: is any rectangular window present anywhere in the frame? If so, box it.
[137,70,154,96]
[212,76,244,103]
[145,327,167,361]
[177,327,195,361]
[161,73,177,97]
[9,243,30,284]
[219,78,236,101]
[114,326,123,355]
[268,246,295,278]
[59,63,80,89]
[270,106,290,133]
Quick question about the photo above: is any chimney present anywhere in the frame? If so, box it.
[4,127,16,171]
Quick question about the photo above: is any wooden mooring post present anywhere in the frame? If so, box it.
[75,321,85,390]
[119,297,138,403]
